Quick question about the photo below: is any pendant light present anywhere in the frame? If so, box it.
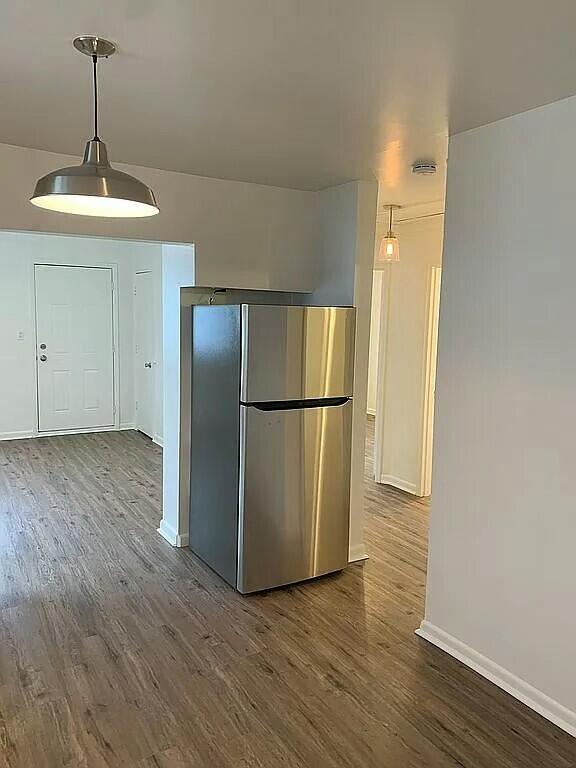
[375,205,401,268]
[30,36,159,218]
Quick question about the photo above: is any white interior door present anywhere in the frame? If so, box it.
[134,271,155,438]
[35,264,115,433]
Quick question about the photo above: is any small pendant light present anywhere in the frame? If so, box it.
[30,36,159,218]
[375,205,401,268]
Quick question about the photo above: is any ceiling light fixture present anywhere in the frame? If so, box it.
[375,205,401,268]
[30,36,159,218]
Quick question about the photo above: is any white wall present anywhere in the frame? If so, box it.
[0,232,157,438]
[0,142,317,293]
[159,245,196,548]
[312,180,378,561]
[369,216,443,494]
[420,95,576,736]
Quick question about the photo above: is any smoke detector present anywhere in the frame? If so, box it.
[412,160,437,175]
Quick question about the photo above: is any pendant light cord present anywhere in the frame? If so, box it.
[388,205,393,235]
[92,54,99,141]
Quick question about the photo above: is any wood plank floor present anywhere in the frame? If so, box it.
[0,421,573,767]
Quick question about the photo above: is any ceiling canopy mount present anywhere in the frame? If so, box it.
[72,36,117,59]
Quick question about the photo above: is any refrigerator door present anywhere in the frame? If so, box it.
[237,398,352,593]
[240,305,355,403]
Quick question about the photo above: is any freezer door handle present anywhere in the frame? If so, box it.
[243,396,350,411]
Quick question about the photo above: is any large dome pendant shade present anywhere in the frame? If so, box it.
[30,36,159,218]
[31,139,159,217]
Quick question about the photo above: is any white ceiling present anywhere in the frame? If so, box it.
[2,1,576,205]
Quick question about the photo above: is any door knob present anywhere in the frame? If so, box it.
[39,354,47,362]
[144,362,152,368]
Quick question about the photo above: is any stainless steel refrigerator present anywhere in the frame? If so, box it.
[189,304,355,593]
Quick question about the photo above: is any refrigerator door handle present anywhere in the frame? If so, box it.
[243,396,350,411]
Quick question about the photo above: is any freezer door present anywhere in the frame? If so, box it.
[237,399,352,593]
[240,305,355,402]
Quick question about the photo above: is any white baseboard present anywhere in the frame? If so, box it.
[376,473,419,495]
[348,542,369,563]
[0,430,34,442]
[0,425,137,441]
[1,425,140,441]
[36,425,120,438]
[416,620,576,739]
[157,520,189,547]
[0,422,141,440]
[153,434,164,448]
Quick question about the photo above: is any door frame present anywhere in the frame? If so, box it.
[373,263,392,485]
[31,261,121,437]
[419,265,442,497]
[133,269,156,441]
